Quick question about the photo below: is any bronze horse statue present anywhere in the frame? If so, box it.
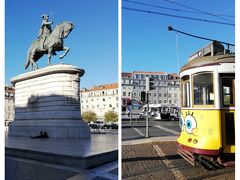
[25,21,74,71]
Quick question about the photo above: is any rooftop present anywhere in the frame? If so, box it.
[81,83,118,92]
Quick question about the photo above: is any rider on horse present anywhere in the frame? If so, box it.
[38,14,53,51]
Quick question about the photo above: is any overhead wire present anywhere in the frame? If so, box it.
[157,0,234,23]
[123,0,234,18]
[122,7,235,26]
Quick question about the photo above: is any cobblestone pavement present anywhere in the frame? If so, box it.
[122,141,234,180]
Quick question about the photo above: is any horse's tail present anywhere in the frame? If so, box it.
[25,49,31,69]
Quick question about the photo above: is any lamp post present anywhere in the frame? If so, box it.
[130,91,136,125]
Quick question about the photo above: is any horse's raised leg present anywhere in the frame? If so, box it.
[48,47,53,65]
[60,46,70,59]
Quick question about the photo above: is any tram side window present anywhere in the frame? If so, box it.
[222,78,234,106]
[182,82,190,107]
[193,73,214,105]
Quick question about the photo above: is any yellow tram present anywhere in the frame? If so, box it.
[177,41,235,166]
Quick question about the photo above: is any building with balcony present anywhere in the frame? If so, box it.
[80,83,119,119]
[122,71,180,112]
[5,86,15,126]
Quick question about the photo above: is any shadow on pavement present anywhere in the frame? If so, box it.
[122,154,182,163]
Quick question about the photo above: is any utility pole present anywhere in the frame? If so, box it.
[130,92,134,125]
[146,92,149,138]
[145,77,154,138]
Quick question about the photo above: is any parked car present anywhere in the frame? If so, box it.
[103,122,118,129]
[140,104,180,121]
[95,120,105,128]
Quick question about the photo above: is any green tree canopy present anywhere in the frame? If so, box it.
[104,110,118,122]
[82,111,97,123]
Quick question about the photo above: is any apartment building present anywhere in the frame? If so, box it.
[80,83,119,119]
[122,71,180,111]
[5,86,15,126]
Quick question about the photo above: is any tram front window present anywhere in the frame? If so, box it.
[193,73,214,105]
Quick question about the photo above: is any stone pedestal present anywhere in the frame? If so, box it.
[8,64,90,138]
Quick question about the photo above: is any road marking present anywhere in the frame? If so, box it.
[132,126,145,137]
[122,136,177,145]
[153,125,179,135]
[153,144,185,180]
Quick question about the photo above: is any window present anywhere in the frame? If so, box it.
[164,93,167,97]
[159,93,161,97]
[123,92,126,96]
[182,81,190,107]
[103,98,105,101]
[154,93,157,97]
[193,73,214,106]
[222,77,235,106]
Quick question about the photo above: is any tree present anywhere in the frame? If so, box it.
[104,110,118,122]
[82,111,97,123]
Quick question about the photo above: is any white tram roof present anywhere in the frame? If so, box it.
[181,41,234,73]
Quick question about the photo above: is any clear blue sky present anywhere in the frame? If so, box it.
[5,0,118,88]
[122,0,235,74]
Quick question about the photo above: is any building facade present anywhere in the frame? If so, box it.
[5,86,15,126]
[122,71,180,111]
[80,83,119,119]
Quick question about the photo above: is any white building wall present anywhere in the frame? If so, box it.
[122,72,181,107]
[80,87,118,119]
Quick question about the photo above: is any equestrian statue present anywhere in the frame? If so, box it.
[24,14,74,71]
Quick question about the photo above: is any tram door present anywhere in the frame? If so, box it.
[220,75,235,153]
